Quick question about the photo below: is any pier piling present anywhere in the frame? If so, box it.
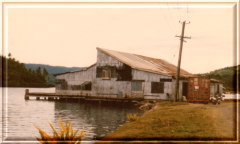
[24,89,29,100]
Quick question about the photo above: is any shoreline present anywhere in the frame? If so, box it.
[96,101,237,143]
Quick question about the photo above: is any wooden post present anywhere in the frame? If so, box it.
[25,89,29,100]
[174,21,191,102]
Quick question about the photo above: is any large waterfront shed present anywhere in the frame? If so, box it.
[55,47,193,100]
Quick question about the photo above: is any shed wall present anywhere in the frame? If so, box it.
[94,50,132,98]
[97,50,124,67]
[132,69,173,100]
[55,65,96,94]
[54,49,188,100]
[210,83,223,97]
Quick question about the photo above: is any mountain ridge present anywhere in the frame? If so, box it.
[24,63,83,74]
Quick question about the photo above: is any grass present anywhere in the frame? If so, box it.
[97,101,235,142]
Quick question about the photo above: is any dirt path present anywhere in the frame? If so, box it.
[208,101,237,139]
[188,101,237,140]
[158,101,237,139]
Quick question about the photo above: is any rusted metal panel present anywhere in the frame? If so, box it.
[188,77,210,102]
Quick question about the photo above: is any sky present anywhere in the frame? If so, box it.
[4,2,236,74]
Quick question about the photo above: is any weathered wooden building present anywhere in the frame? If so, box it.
[55,48,194,100]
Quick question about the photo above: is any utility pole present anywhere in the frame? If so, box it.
[174,21,191,102]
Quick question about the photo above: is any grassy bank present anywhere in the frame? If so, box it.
[97,101,236,142]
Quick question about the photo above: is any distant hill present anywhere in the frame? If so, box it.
[24,64,83,74]
[1,56,53,87]
[199,65,240,93]
[24,64,83,85]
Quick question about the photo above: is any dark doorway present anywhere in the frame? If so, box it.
[182,82,188,98]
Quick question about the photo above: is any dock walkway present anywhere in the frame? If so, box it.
[24,89,144,103]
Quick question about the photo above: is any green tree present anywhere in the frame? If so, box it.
[36,67,42,75]
[43,68,49,77]
[1,55,53,87]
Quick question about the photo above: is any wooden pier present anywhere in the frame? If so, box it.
[24,89,144,103]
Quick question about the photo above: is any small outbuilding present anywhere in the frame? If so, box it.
[187,77,223,103]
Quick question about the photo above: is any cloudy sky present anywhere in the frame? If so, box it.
[5,2,236,73]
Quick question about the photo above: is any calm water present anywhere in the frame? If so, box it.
[1,88,142,142]
[224,94,239,100]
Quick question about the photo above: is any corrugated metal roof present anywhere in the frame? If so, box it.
[97,47,193,77]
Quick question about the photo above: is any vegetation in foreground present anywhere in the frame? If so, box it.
[1,54,53,87]
[98,101,235,142]
[35,120,85,144]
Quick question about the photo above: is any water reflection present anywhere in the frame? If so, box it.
[2,88,142,141]
[3,88,56,141]
[54,101,142,140]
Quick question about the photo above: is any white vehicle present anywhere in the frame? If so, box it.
[210,94,224,105]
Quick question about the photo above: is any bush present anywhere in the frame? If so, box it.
[127,113,138,122]
[35,120,85,144]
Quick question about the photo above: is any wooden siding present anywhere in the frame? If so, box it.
[132,69,178,100]
[93,80,131,98]
[97,50,124,67]
[55,65,96,94]
[95,51,133,98]
[54,49,188,100]
[56,65,95,85]
[210,83,223,97]
[132,69,171,81]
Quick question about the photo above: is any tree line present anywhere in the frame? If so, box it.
[199,65,240,93]
[1,54,53,87]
